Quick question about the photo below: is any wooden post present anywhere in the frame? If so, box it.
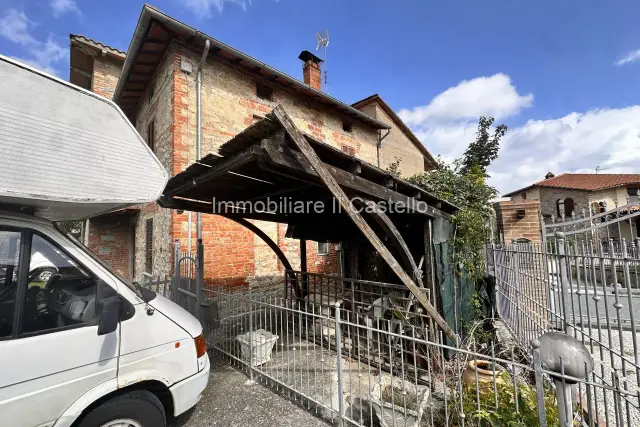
[300,238,308,296]
[272,104,458,342]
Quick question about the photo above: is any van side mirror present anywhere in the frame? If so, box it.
[98,296,122,336]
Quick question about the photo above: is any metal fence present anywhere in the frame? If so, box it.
[488,236,640,427]
[205,278,638,427]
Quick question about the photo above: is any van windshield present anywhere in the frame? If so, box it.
[54,224,151,300]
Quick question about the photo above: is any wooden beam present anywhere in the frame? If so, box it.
[145,39,169,45]
[272,104,458,342]
[363,201,423,286]
[300,239,308,296]
[131,70,154,76]
[261,139,444,217]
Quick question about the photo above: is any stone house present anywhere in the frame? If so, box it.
[68,6,436,284]
[497,173,640,243]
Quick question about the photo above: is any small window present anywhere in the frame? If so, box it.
[557,198,574,217]
[342,121,353,133]
[627,188,640,203]
[341,145,355,157]
[521,192,527,200]
[145,219,153,274]
[317,242,329,256]
[256,83,273,101]
[147,119,155,152]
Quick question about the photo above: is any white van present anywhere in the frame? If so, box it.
[0,57,210,427]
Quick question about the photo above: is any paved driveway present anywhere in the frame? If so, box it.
[170,356,330,427]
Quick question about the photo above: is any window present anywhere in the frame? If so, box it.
[521,192,527,200]
[341,145,355,157]
[317,242,329,256]
[0,230,21,338]
[147,119,155,152]
[145,219,153,273]
[557,198,574,217]
[342,121,353,133]
[256,83,273,101]
[628,188,640,203]
[0,229,103,339]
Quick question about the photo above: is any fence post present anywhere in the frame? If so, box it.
[555,232,570,334]
[512,249,522,338]
[196,238,204,321]
[172,239,180,303]
[248,282,254,382]
[334,302,344,426]
[531,338,548,427]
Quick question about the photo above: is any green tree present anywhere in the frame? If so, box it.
[460,116,507,176]
[408,116,507,280]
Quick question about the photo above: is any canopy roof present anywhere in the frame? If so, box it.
[160,108,455,242]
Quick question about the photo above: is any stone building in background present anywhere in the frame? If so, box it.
[68,5,436,284]
[496,173,640,244]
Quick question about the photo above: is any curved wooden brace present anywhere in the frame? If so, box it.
[224,216,302,299]
[363,200,424,288]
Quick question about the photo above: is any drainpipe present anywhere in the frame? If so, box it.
[196,39,211,243]
[377,129,391,168]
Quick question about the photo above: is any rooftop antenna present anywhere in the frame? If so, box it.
[595,165,610,174]
[316,30,329,92]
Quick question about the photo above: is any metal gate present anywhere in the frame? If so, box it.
[172,238,204,320]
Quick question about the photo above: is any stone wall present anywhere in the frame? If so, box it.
[372,104,427,177]
[494,200,542,244]
[539,188,590,219]
[130,46,176,281]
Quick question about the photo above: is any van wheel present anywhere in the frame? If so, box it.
[77,390,166,427]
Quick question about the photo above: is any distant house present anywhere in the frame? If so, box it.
[498,173,640,243]
[504,173,640,219]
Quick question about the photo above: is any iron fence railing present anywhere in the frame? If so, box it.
[205,280,639,427]
[488,236,640,427]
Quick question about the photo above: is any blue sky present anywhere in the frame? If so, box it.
[2,0,640,194]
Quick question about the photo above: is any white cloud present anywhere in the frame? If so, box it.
[490,107,640,194]
[398,73,533,125]
[398,74,640,197]
[0,9,37,45]
[0,9,68,76]
[50,0,81,18]
[182,0,252,16]
[615,49,640,66]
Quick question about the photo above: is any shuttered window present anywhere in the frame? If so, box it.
[147,119,155,152]
[145,218,153,273]
[341,145,355,156]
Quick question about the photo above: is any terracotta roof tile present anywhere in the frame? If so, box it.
[70,34,126,58]
[504,173,640,196]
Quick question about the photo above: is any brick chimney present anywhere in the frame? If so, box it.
[298,50,323,91]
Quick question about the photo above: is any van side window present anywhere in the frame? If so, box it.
[20,234,100,336]
[0,230,22,338]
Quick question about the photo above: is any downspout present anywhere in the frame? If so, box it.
[377,128,391,168]
[196,39,211,243]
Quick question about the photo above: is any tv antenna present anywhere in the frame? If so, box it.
[595,165,610,174]
[316,30,330,92]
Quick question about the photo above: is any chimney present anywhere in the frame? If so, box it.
[545,172,555,180]
[298,50,323,91]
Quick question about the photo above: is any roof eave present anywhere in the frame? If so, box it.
[114,5,390,130]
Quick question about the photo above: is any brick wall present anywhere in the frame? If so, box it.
[306,240,339,274]
[91,56,123,99]
[87,213,134,279]
[494,200,542,244]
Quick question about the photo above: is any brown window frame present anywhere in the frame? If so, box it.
[145,218,153,274]
[147,119,155,152]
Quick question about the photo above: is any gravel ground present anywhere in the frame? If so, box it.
[572,327,640,427]
[169,355,331,427]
